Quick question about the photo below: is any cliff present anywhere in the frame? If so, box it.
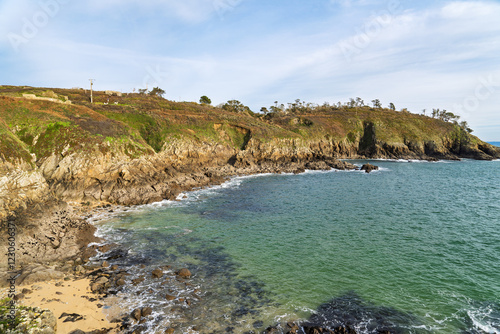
[1,86,499,218]
[1,85,499,266]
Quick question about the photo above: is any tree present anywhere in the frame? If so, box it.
[460,121,473,133]
[371,99,381,108]
[149,87,165,97]
[199,95,211,105]
[260,107,269,114]
[222,100,251,113]
[355,97,364,107]
[348,98,356,108]
[388,103,396,111]
[138,88,148,95]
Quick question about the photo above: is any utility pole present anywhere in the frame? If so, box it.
[89,79,95,103]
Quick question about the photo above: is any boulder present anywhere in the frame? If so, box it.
[116,278,126,286]
[141,307,153,317]
[152,268,163,278]
[176,268,191,279]
[360,163,379,173]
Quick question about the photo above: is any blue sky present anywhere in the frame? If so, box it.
[1,0,499,140]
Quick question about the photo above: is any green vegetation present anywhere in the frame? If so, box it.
[200,95,211,105]
[0,298,22,330]
[0,86,495,166]
[149,87,165,98]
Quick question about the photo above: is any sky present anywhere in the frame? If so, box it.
[1,0,499,140]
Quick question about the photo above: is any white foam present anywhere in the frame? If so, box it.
[367,158,456,164]
[467,307,500,334]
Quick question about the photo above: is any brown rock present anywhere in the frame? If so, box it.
[116,278,126,286]
[132,277,145,285]
[95,276,108,284]
[165,294,176,301]
[131,308,142,321]
[152,268,164,278]
[165,329,175,334]
[14,293,24,301]
[360,163,379,173]
[176,268,191,279]
[141,307,153,317]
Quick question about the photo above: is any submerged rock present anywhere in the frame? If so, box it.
[152,268,164,278]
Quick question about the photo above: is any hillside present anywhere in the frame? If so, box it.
[1,85,499,219]
[1,84,499,270]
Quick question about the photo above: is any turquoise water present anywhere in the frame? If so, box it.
[94,159,500,333]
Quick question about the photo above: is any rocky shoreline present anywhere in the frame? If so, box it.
[2,142,499,333]
[1,159,388,334]
[2,88,500,333]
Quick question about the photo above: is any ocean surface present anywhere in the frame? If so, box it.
[92,158,500,334]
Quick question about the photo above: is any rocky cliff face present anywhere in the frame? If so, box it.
[2,131,499,218]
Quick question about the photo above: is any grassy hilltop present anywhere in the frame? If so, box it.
[1,85,497,167]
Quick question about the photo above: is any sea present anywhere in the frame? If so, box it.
[90,149,500,333]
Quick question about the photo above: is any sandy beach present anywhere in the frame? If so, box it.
[3,277,119,333]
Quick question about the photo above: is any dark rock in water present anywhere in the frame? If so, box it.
[152,268,163,278]
[327,159,358,171]
[287,322,300,333]
[302,292,419,334]
[265,325,280,333]
[141,306,153,317]
[103,248,128,260]
[361,163,379,173]
[253,320,264,328]
[176,268,191,279]
[293,167,306,174]
[165,294,176,301]
[165,328,175,334]
[131,308,142,321]
[132,276,145,285]
[303,325,357,333]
